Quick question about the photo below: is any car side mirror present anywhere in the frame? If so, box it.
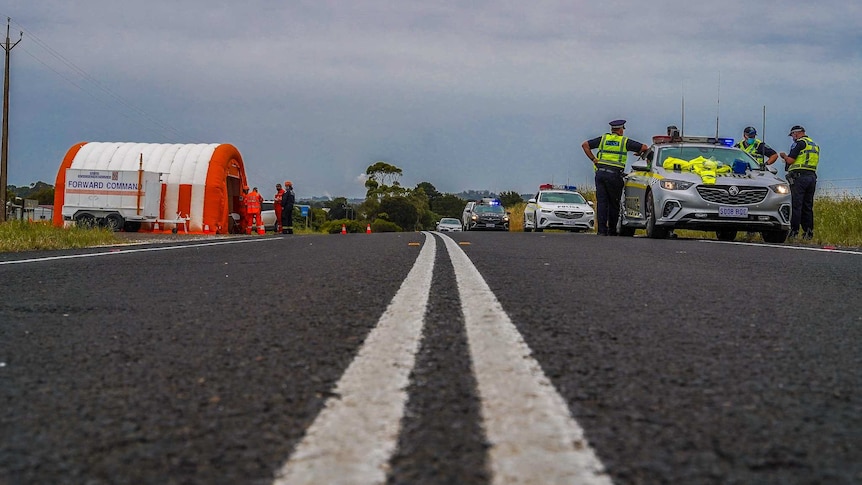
[506,211,511,215]
[766,164,778,174]
[631,163,648,172]
[588,201,594,206]
[528,198,536,203]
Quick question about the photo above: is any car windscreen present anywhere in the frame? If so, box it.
[474,205,504,214]
[538,192,586,204]
[440,218,460,224]
[658,146,759,170]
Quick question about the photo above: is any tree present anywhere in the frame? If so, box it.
[498,190,525,207]
[431,193,466,218]
[379,196,419,231]
[365,161,404,200]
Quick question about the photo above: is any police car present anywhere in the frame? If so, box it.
[618,134,791,242]
[523,184,595,232]
[463,198,510,231]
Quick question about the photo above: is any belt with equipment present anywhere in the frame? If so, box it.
[596,166,623,174]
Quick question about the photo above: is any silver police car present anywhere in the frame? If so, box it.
[618,135,791,242]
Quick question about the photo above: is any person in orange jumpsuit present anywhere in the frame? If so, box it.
[273,183,285,233]
[245,187,264,233]
[236,186,250,234]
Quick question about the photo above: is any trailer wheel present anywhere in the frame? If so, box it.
[103,213,125,232]
[74,213,97,229]
[123,221,142,232]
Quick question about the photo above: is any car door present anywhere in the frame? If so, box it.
[623,154,652,223]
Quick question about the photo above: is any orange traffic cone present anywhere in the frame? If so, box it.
[341,224,347,235]
[366,223,372,234]
[153,221,159,232]
[203,224,211,234]
[257,223,265,235]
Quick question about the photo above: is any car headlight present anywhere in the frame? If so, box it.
[770,183,790,194]
[503,216,509,222]
[471,214,478,221]
[660,179,694,190]
[540,209,554,213]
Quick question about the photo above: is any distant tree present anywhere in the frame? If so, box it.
[365,161,404,200]
[431,193,466,218]
[380,196,419,231]
[325,197,354,220]
[498,190,525,208]
[415,182,440,201]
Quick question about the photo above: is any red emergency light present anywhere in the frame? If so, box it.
[652,135,673,144]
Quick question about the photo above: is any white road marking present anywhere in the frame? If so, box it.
[273,232,436,485]
[0,238,278,266]
[441,234,613,485]
[702,239,862,255]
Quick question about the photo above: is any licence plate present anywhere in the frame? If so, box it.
[719,206,748,218]
[562,220,576,225]
[485,223,496,227]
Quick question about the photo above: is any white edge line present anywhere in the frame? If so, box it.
[439,234,613,485]
[700,239,862,255]
[0,238,281,266]
[273,232,436,485]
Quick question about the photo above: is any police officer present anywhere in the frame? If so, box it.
[581,119,648,236]
[734,126,778,166]
[273,183,285,233]
[281,180,296,234]
[780,125,819,240]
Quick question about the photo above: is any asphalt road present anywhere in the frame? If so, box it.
[0,231,859,485]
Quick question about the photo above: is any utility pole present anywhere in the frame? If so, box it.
[1,17,23,222]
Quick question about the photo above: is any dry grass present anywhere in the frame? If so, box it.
[0,220,118,252]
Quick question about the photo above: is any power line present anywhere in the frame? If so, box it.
[9,17,197,143]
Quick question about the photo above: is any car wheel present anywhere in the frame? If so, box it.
[103,213,125,232]
[761,230,789,243]
[533,212,543,232]
[74,212,96,229]
[716,230,738,241]
[523,216,532,232]
[617,204,635,237]
[644,191,668,239]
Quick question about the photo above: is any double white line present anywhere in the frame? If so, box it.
[274,232,612,485]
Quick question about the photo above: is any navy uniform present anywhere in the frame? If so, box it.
[281,181,296,234]
[581,119,648,235]
[734,126,778,166]
[779,125,819,240]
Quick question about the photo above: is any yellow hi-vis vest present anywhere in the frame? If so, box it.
[788,136,819,172]
[736,139,764,163]
[597,133,629,169]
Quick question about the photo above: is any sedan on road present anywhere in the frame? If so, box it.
[436,217,463,232]
[619,135,792,242]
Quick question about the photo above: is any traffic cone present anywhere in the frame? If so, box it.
[257,223,265,235]
[366,223,372,234]
[153,221,159,232]
[341,224,347,235]
[203,224,210,234]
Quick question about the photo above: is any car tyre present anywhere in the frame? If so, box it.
[533,212,543,232]
[523,216,532,232]
[617,204,636,237]
[716,230,738,241]
[644,191,668,239]
[761,229,789,243]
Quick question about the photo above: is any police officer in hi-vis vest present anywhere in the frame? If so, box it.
[582,119,648,236]
[734,126,778,166]
[780,125,820,240]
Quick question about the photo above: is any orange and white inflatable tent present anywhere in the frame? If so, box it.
[53,142,248,234]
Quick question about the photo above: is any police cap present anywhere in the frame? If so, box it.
[609,119,626,128]
[788,125,805,136]
[744,126,757,136]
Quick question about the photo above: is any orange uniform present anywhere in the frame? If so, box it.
[246,188,263,234]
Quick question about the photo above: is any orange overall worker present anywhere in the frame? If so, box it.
[273,183,285,233]
[246,186,263,233]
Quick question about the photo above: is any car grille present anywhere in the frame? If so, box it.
[554,211,584,219]
[696,186,768,205]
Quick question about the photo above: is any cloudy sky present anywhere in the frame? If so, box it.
[3,1,861,199]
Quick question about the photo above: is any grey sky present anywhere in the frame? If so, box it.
[4,1,862,198]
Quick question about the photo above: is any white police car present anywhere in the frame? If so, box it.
[523,184,595,232]
[618,134,791,242]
